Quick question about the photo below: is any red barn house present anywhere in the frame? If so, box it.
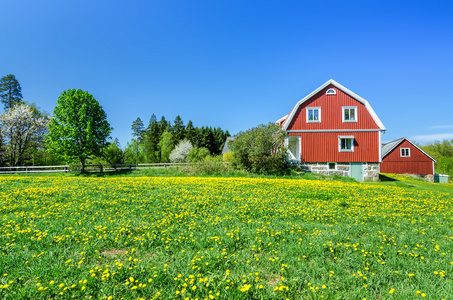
[277,79,386,181]
[381,138,435,176]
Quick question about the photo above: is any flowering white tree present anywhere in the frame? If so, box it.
[169,139,193,163]
[0,104,50,166]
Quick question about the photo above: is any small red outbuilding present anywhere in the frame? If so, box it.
[381,138,435,175]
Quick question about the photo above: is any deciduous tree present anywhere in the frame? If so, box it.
[169,139,193,163]
[102,138,126,168]
[421,139,453,177]
[158,131,174,163]
[187,147,210,162]
[46,89,112,172]
[0,104,49,166]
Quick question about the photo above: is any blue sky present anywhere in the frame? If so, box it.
[1,0,453,147]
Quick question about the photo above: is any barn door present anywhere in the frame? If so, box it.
[350,163,363,181]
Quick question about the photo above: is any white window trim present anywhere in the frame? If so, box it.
[328,162,337,170]
[339,136,354,152]
[342,106,358,123]
[326,88,337,95]
[400,148,411,157]
[306,107,321,123]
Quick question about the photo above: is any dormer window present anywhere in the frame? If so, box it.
[326,88,336,95]
[342,106,357,122]
[306,107,321,123]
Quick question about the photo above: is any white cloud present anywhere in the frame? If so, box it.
[411,133,453,143]
[430,125,453,129]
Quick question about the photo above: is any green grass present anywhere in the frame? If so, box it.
[2,166,358,182]
[0,172,452,299]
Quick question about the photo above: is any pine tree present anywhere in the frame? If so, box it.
[185,120,198,146]
[213,127,226,155]
[143,114,160,162]
[199,126,215,154]
[131,117,144,165]
[148,114,157,127]
[159,116,169,134]
[172,115,185,143]
[0,74,24,111]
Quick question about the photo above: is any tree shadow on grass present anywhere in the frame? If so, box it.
[379,174,417,188]
[74,169,135,177]
[379,174,397,182]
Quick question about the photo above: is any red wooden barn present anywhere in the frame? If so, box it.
[381,138,435,175]
[277,79,386,181]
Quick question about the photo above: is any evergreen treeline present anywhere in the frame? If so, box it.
[123,114,230,164]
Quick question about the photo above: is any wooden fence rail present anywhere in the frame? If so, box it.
[0,163,195,174]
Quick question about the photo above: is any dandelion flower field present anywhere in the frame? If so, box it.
[0,175,452,299]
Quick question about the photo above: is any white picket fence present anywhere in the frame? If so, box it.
[0,163,192,174]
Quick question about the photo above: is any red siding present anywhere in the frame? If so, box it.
[287,84,380,131]
[289,131,380,162]
[381,140,434,175]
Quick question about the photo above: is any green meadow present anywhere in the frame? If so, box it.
[0,172,452,300]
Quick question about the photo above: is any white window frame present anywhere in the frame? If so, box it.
[328,162,336,170]
[339,136,354,152]
[326,88,337,95]
[342,106,357,123]
[306,107,321,123]
[285,136,301,161]
[400,148,410,157]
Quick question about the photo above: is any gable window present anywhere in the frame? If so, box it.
[326,88,337,95]
[339,136,354,152]
[306,107,321,123]
[400,148,410,157]
[342,106,357,122]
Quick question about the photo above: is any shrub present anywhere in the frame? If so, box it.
[223,151,234,162]
[169,139,193,163]
[184,159,234,175]
[204,154,222,162]
[229,123,287,174]
[187,147,210,162]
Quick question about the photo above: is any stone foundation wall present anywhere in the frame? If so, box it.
[288,162,350,176]
[288,161,380,181]
[363,162,380,181]
[402,174,435,183]
[424,174,434,183]
[409,174,435,183]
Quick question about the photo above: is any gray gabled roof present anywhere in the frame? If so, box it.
[382,137,436,162]
[382,137,406,158]
[222,136,236,154]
